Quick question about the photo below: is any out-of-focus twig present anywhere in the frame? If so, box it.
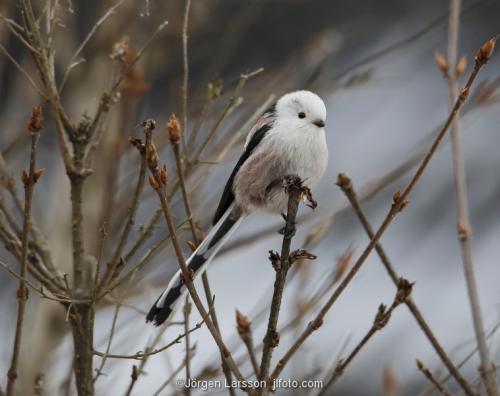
[181,0,191,158]
[443,3,498,394]
[6,106,43,396]
[417,359,452,396]
[336,173,476,396]
[317,279,413,395]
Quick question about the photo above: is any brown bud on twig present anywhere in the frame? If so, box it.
[140,118,156,134]
[455,55,468,79]
[457,218,471,240]
[129,137,145,154]
[392,188,409,212]
[21,170,29,186]
[167,114,181,145]
[148,175,160,190]
[130,365,138,381]
[146,140,159,171]
[290,249,317,264]
[268,250,281,271]
[336,172,352,192]
[476,36,497,65]
[235,310,252,339]
[34,168,45,183]
[28,106,43,133]
[16,286,29,300]
[434,51,448,75]
[416,359,424,370]
[395,277,414,305]
[160,165,168,185]
[374,304,390,330]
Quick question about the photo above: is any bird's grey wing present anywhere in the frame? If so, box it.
[212,105,276,225]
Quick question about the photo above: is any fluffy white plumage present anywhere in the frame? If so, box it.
[146,90,329,326]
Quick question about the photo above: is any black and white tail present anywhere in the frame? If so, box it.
[146,207,242,326]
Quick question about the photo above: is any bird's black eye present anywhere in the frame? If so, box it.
[298,112,306,119]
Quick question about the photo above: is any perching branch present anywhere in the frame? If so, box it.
[258,175,317,393]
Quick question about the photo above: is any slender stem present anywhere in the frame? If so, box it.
[318,298,404,396]
[417,359,452,396]
[337,174,477,396]
[181,0,191,159]
[258,177,305,393]
[269,40,493,383]
[139,124,249,392]
[6,123,40,396]
[183,297,192,396]
[445,3,497,394]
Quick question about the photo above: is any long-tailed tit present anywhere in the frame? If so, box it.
[146,90,329,326]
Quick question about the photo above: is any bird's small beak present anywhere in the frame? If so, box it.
[313,120,325,128]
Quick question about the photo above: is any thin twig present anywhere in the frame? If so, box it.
[152,361,187,396]
[318,281,412,396]
[417,359,453,396]
[6,107,43,396]
[0,43,45,97]
[139,120,249,391]
[269,38,494,384]
[183,297,192,396]
[93,320,203,360]
[336,174,477,396]
[59,0,127,92]
[181,0,191,159]
[93,301,122,382]
[445,3,498,394]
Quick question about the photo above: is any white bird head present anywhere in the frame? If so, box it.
[275,90,327,129]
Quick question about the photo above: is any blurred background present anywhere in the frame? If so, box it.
[1,0,500,395]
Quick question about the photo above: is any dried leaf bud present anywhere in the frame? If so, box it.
[374,304,390,330]
[457,218,471,240]
[16,286,29,300]
[434,51,448,75]
[268,250,281,271]
[167,114,181,145]
[21,170,29,186]
[28,106,43,133]
[336,172,352,191]
[476,36,497,65]
[416,359,424,370]
[146,141,159,170]
[236,310,252,338]
[160,165,168,185]
[395,277,414,304]
[34,168,46,183]
[392,188,401,206]
[455,55,468,79]
[208,76,223,99]
[148,175,160,190]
